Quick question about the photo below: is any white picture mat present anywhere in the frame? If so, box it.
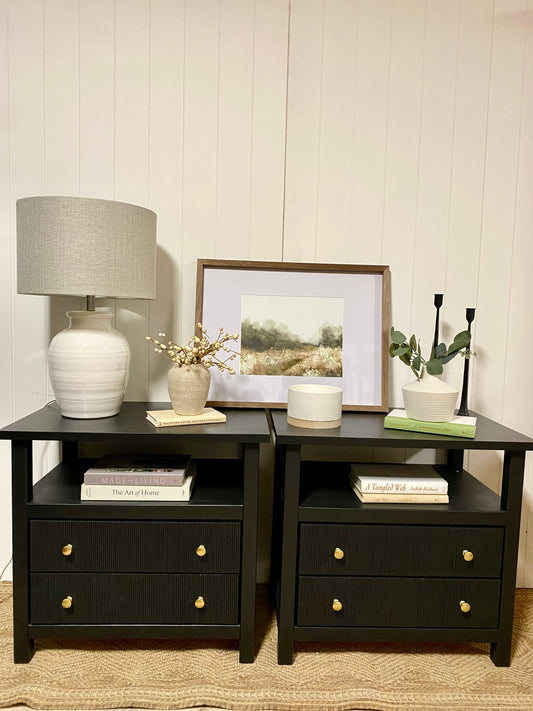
[200,266,383,407]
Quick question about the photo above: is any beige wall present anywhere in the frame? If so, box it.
[1,0,532,585]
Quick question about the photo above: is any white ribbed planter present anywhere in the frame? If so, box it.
[168,363,211,415]
[48,310,130,419]
[402,372,459,422]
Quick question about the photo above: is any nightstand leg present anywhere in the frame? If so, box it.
[490,638,512,667]
[239,444,260,663]
[489,450,525,667]
[11,440,34,663]
[276,445,301,665]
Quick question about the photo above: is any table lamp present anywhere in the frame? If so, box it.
[16,195,157,419]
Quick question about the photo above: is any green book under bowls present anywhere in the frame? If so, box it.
[384,409,477,438]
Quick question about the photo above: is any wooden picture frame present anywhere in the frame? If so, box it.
[195,259,390,411]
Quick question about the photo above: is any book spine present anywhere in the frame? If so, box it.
[383,417,475,438]
[80,484,191,501]
[356,482,447,494]
[147,415,225,427]
[352,486,449,503]
[351,477,447,494]
[83,473,185,486]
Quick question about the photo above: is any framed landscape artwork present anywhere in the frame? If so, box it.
[195,259,390,411]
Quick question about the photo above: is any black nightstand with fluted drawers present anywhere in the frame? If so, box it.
[0,402,270,663]
[270,410,533,666]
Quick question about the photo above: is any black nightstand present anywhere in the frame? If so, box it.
[0,402,270,663]
[270,409,533,666]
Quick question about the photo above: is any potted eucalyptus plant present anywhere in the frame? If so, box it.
[389,327,472,422]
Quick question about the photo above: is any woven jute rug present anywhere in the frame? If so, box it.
[1,581,533,711]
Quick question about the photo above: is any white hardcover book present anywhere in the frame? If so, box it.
[349,463,448,494]
[352,484,449,504]
[81,462,197,501]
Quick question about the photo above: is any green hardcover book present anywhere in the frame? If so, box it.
[384,409,476,439]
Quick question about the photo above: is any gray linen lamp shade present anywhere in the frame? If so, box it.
[16,196,156,299]
[16,195,157,419]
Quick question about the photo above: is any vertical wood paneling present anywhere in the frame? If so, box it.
[147,0,185,400]
[381,0,425,408]
[283,0,324,261]
[314,1,357,263]
[248,0,288,261]
[508,0,533,586]
[43,0,82,407]
[216,0,255,259]
[181,0,220,338]
[79,0,115,198]
[468,0,527,496]
[348,0,392,266]
[8,0,48,419]
[0,0,13,578]
[409,0,460,371]
[0,0,12,423]
[114,0,151,400]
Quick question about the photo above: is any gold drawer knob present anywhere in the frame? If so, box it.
[332,598,343,612]
[62,544,73,556]
[334,547,344,560]
[196,545,207,557]
[462,549,474,562]
[195,596,205,609]
[61,596,73,609]
[460,600,471,613]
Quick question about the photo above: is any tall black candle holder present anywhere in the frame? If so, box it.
[433,293,443,354]
[457,307,476,417]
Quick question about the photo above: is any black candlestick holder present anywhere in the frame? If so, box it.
[457,307,476,417]
[433,294,443,354]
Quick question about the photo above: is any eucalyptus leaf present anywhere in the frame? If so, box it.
[426,358,444,375]
[434,342,446,359]
[446,330,471,354]
[392,346,409,357]
[391,329,406,345]
[412,354,421,371]
[409,334,417,351]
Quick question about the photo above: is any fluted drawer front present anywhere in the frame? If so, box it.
[31,573,239,624]
[297,576,500,628]
[30,520,241,573]
[299,524,503,578]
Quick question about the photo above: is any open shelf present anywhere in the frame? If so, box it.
[29,458,244,520]
[298,461,504,524]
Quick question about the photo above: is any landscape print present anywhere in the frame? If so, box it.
[240,295,343,377]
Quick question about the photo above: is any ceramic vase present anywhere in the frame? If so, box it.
[402,371,459,422]
[48,310,130,419]
[167,363,211,415]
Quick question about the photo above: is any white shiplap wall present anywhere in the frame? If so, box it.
[0,0,532,586]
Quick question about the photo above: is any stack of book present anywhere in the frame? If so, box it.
[80,454,197,501]
[349,463,449,504]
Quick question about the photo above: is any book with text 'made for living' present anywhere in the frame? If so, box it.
[146,407,226,428]
[80,461,197,501]
[384,408,477,439]
[83,454,191,486]
[350,463,448,494]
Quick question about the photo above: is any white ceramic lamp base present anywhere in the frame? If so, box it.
[48,310,130,419]
[287,384,343,429]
